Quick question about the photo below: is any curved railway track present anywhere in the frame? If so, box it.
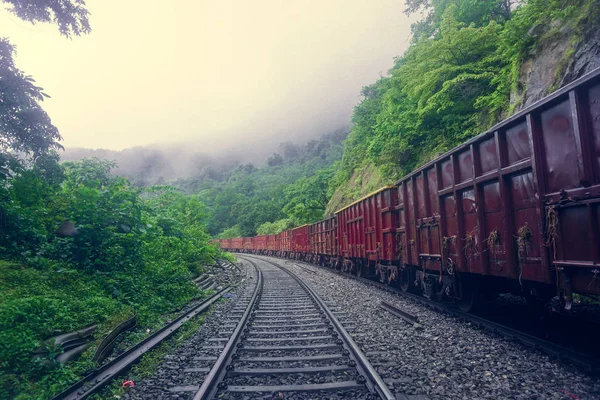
[194,256,394,399]
[245,254,600,376]
[52,261,244,400]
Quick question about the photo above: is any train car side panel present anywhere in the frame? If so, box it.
[530,78,600,296]
[255,235,267,253]
[380,187,399,262]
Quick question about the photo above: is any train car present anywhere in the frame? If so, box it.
[336,186,399,277]
[230,237,243,252]
[393,67,600,310]
[242,237,253,253]
[291,225,309,260]
[219,238,232,251]
[266,234,279,255]
[373,186,401,280]
[280,229,292,257]
[308,217,337,266]
[254,235,268,254]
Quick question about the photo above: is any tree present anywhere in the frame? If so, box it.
[217,225,243,239]
[256,219,294,235]
[0,39,62,156]
[405,0,512,40]
[267,153,284,166]
[0,0,92,160]
[279,142,299,160]
[282,168,333,224]
[2,0,91,38]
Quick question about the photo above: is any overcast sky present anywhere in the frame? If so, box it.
[1,1,415,151]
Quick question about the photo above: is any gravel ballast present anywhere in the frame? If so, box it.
[252,255,600,400]
[123,255,600,399]
[121,264,257,400]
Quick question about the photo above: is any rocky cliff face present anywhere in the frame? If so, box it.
[513,23,600,111]
[560,25,600,86]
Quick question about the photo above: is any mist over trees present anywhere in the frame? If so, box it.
[178,128,348,237]
[61,126,350,187]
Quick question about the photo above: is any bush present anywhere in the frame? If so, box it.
[0,159,222,399]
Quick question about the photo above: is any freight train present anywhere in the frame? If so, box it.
[217,67,600,312]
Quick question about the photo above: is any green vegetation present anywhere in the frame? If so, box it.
[328,0,600,211]
[0,2,223,398]
[176,129,346,237]
[0,158,220,399]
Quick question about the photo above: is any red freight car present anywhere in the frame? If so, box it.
[219,238,232,251]
[254,235,267,254]
[308,217,337,266]
[280,229,292,257]
[242,237,253,253]
[336,186,399,277]
[393,67,600,309]
[230,237,243,252]
[308,221,321,264]
[266,234,279,255]
[291,225,309,260]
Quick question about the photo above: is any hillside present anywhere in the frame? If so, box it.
[174,128,347,237]
[325,0,600,214]
[61,129,348,237]
[62,145,267,187]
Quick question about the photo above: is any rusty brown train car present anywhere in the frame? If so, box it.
[218,67,600,311]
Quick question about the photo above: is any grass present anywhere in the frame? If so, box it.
[0,259,206,400]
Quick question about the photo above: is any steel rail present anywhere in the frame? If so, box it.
[52,287,232,400]
[260,254,600,376]
[193,259,263,400]
[294,263,317,274]
[242,255,395,400]
[380,301,420,326]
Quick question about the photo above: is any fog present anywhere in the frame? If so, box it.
[2,1,415,154]
[62,126,349,185]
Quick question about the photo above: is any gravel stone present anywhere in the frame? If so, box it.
[251,255,600,400]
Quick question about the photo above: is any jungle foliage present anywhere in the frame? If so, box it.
[175,129,346,237]
[331,0,600,206]
[0,158,220,399]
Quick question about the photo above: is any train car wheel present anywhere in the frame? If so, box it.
[378,268,387,283]
[400,268,411,292]
[356,263,365,277]
[455,275,479,313]
[457,292,476,312]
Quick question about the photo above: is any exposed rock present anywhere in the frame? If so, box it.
[560,24,600,86]
[513,23,600,111]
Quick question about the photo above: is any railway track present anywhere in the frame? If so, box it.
[191,256,394,399]
[52,261,245,400]
[246,254,600,376]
